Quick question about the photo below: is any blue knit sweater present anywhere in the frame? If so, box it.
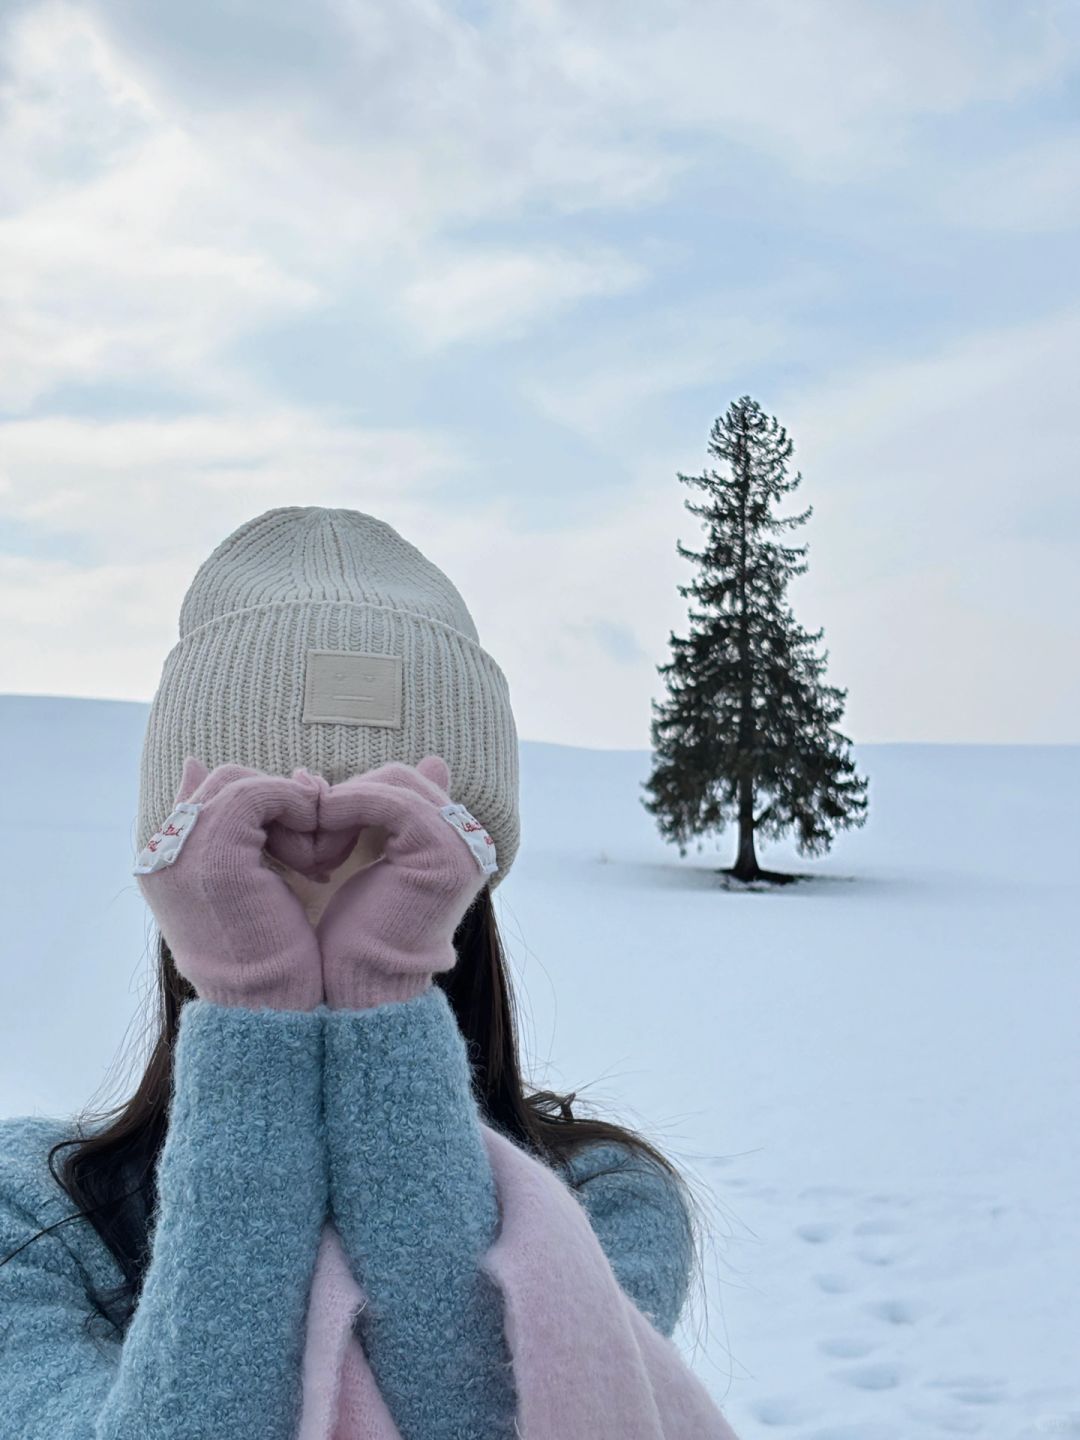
[0,986,695,1440]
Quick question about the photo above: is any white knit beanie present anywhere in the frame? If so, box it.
[136,506,520,887]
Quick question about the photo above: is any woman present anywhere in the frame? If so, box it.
[0,505,735,1438]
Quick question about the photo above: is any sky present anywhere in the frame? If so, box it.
[1,0,1077,747]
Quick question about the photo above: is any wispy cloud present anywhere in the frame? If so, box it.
[399,247,646,349]
[942,130,1080,233]
[0,408,463,552]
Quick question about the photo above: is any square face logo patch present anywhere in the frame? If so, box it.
[302,650,403,728]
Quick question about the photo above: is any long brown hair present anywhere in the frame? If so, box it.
[4,886,709,1338]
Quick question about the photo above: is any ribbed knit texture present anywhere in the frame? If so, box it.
[0,994,696,1439]
[135,507,520,885]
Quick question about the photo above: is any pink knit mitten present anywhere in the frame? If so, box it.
[134,757,340,1011]
[315,756,498,1010]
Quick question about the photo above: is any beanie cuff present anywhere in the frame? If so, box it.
[137,599,519,884]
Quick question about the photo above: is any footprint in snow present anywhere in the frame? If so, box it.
[813,1272,855,1295]
[833,1360,903,1392]
[798,1184,855,1202]
[802,1425,901,1440]
[749,1395,816,1427]
[853,1243,901,1267]
[924,1375,1008,1407]
[866,1296,921,1326]
[796,1221,841,1244]
[852,1216,904,1236]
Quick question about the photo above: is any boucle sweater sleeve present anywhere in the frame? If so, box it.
[321,983,519,1440]
[321,985,697,1440]
[561,1139,697,1340]
[0,999,327,1440]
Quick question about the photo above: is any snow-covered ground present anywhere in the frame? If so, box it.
[1,694,1077,1440]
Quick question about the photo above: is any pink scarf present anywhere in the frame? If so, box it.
[297,1124,740,1440]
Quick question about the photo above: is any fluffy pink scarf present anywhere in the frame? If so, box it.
[297,1123,740,1439]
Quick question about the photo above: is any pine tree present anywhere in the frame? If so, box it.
[643,395,868,882]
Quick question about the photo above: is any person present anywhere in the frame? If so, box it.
[0,505,722,1439]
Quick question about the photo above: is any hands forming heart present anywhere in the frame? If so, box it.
[133,755,497,1012]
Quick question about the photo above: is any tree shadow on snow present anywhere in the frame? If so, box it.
[592,857,864,893]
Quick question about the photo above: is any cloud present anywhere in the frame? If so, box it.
[0,404,477,703]
[772,306,1080,741]
[3,0,1075,415]
[0,4,324,412]
[521,287,810,443]
[399,247,646,349]
[942,130,1080,233]
[0,1,669,407]
[83,0,1076,187]
[0,407,464,555]
[0,0,156,205]
[535,0,1071,179]
[781,305,1080,564]
[0,139,321,411]
[575,619,650,666]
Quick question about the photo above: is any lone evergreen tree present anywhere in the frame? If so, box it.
[643,395,868,882]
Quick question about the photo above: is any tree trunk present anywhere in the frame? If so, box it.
[732,771,760,881]
[731,418,760,884]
